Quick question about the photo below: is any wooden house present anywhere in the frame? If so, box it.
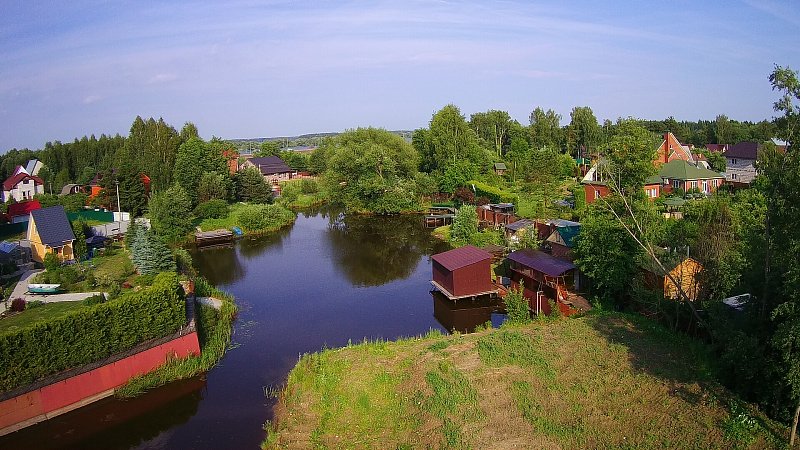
[27,206,76,263]
[493,162,507,176]
[544,221,580,262]
[506,249,591,316]
[431,245,496,300]
[504,219,536,240]
[643,257,703,301]
[478,203,517,228]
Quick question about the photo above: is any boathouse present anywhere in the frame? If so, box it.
[431,245,495,300]
[506,249,591,316]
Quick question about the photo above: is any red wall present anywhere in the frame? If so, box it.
[0,331,200,436]
[584,184,610,204]
[451,260,492,297]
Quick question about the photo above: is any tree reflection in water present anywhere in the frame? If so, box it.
[327,212,449,287]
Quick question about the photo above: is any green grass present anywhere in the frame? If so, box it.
[198,202,296,236]
[92,248,134,283]
[264,313,787,449]
[0,301,87,334]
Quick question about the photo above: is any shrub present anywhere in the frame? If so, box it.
[0,272,186,392]
[83,294,106,306]
[10,298,25,312]
[467,180,518,204]
[237,204,295,233]
[504,285,531,324]
[450,205,478,245]
[453,187,475,206]
[194,199,229,220]
[300,178,319,194]
[26,300,45,309]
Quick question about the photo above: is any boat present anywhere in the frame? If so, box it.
[27,283,64,294]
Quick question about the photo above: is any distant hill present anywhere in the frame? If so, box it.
[229,130,413,144]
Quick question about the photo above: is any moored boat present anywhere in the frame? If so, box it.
[27,283,63,294]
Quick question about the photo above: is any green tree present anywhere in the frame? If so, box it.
[236,166,272,204]
[529,107,563,150]
[257,140,282,157]
[566,106,601,158]
[37,166,54,194]
[180,122,199,142]
[604,119,658,195]
[148,185,194,243]
[450,204,478,245]
[173,137,208,205]
[53,168,71,192]
[427,105,488,174]
[197,172,229,203]
[469,110,514,157]
[71,219,88,260]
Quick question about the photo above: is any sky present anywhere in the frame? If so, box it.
[1,0,798,151]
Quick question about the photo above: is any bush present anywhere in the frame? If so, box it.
[504,285,531,324]
[26,300,45,309]
[83,294,106,306]
[237,204,295,233]
[300,178,319,194]
[467,180,519,204]
[0,272,186,392]
[194,199,229,220]
[10,298,25,312]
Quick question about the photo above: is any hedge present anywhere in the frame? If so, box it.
[467,180,519,204]
[0,272,186,393]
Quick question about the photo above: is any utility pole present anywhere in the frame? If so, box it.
[115,180,121,217]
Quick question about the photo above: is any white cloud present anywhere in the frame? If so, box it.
[83,94,102,104]
[148,73,178,84]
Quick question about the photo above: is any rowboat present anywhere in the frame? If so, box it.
[27,284,63,294]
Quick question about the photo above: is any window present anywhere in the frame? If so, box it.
[731,158,738,165]
[702,180,708,193]
[594,189,600,200]
[731,173,738,180]
[673,179,680,189]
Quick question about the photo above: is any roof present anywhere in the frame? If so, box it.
[60,183,80,195]
[7,199,41,217]
[506,219,536,231]
[431,245,491,271]
[0,241,19,254]
[658,159,724,181]
[705,144,728,152]
[494,162,507,170]
[725,141,759,160]
[644,174,663,185]
[86,235,109,245]
[507,249,575,277]
[2,172,43,191]
[29,206,76,247]
[25,159,41,175]
[555,225,580,248]
[246,156,294,175]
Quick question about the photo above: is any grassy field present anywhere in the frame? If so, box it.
[264,312,787,449]
[0,301,87,334]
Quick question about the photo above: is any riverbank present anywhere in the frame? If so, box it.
[116,278,236,397]
[264,312,786,449]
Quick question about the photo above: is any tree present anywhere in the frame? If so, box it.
[173,137,208,206]
[37,166,54,194]
[115,146,148,216]
[180,122,199,142]
[130,224,175,275]
[450,204,478,245]
[71,220,88,260]
[566,106,601,158]
[257,140,282,157]
[197,172,228,203]
[469,110,514,157]
[529,107,562,150]
[426,105,488,174]
[236,166,272,204]
[604,118,658,195]
[148,185,194,243]
[506,136,529,182]
[323,127,419,214]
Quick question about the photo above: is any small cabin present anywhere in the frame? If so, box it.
[431,245,495,300]
[643,257,703,301]
[504,219,536,240]
[506,249,591,316]
[493,162,507,176]
[478,203,517,228]
[27,206,76,263]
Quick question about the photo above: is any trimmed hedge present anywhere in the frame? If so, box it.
[467,180,519,204]
[0,272,186,393]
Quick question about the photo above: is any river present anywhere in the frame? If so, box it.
[0,208,504,449]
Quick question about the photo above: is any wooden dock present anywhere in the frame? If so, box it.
[430,280,499,301]
[424,206,457,228]
[194,229,234,247]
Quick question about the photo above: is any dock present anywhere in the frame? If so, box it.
[424,206,457,228]
[430,280,499,301]
[194,229,235,247]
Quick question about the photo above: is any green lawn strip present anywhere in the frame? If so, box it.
[422,360,484,449]
[0,301,87,334]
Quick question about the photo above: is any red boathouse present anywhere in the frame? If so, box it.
[431,245,496,300]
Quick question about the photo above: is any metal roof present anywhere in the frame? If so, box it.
[507,249,575,277]
[724,141,759,160]
[431,245,491,271]
[30,205,76,248]
[506,219,535,231]
[246,156,294,175]
[657,159,724,181]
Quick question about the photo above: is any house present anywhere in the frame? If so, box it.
[430,245,496,300]
[27,206,76,263]
[240,156,296,184]
[506,249,591,316]
[655,132,695,166]
[24,159,44,176]
[1,167,44,203]
[705,144,729,153]
[6,199,41,224]
[493,162,507,176]
[222,149,240,175]
[655,159,725,195]
[723,141,761,185]
[478,203,517,228]
[504,219,536,241]
[87,172,151,200]
[543,220,581,262]
[643,257,703,302]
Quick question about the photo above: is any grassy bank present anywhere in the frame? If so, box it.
[264,312,786,449]
[116,278,237,397]
[198,203,296,236]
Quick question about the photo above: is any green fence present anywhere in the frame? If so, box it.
[68,210,114,223]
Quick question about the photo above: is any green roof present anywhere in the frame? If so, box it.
[658,160,724,181]
[557,225,581,248]
[494,162,507,170]
[644,174,663,185]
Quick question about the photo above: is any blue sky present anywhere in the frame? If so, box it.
[1,0,798,151]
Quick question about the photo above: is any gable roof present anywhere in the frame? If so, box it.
[507,249,575,277]
[30,206,76,247]
[25,159,42,175]
[725,141,759,160]
[549,225,580,248]
[658,159,724,181]
[2,172,43,191]
[246,156,293,175]
[657,132,694,164]
[431,245,491,271]
[7,199,41,218]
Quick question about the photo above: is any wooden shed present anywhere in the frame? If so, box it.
[643,257,703,301]
[431,245,496,300]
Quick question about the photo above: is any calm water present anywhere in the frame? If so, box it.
[1,208,503,449]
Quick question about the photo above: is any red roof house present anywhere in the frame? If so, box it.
[431,245,495,300]
[7,199,41,223]
[1,169,44,203]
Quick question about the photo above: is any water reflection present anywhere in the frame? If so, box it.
[432,291,505,333]
[327,213,448,286]
[0,378,205,450]
[238,226,291,259]
[189,244,244,285]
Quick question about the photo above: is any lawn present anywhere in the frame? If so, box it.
[0,301,87,334]
[264,312,787,449]
[197,203,248,231]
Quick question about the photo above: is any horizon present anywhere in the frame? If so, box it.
[2,0,798,152]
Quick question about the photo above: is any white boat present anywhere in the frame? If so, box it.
[27,283,63,294]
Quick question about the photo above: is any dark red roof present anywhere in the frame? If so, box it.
[507,249,575,277]
[705,144,728,153]
[431,245,491,271]
[2,173,43,191]
[725,142,759,160]
[7,199,41,217]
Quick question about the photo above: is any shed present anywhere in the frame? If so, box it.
[506,249,590,316]
[493,162,507,175]
[643,257,703,301]
[431,245,495,300]
[27,205,76,263]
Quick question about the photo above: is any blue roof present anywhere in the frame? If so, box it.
[556,226,581,248]
[30,206,76,247]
